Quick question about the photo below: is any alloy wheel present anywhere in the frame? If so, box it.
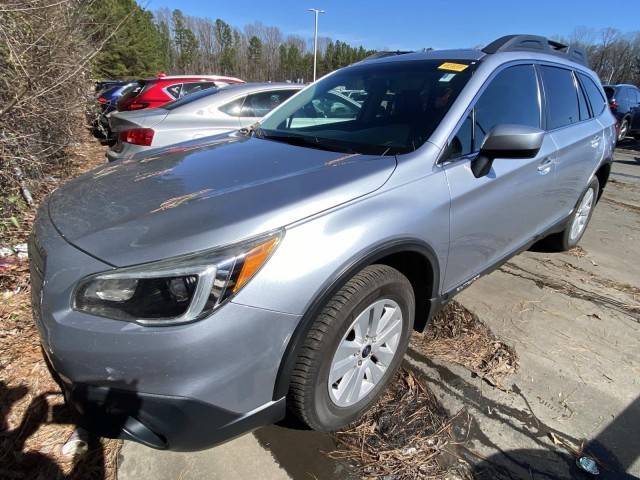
[328,298,403,407]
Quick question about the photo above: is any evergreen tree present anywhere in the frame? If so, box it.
[172,10,199,73]
[214,19,235,74]
[89,0,167,78]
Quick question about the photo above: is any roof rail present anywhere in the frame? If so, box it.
[482,34,588,66]
[361,50,414,62]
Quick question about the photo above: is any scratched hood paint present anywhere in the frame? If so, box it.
[48,135,396,266]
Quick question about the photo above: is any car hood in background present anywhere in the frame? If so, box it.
[108,108,169,132]
[48,135,396,266]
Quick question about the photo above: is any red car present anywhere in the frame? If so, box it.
[117,75,244,112]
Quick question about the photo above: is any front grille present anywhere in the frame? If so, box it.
[28,233,46,323]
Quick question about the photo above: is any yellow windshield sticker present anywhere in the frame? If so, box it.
[438,62,469,72]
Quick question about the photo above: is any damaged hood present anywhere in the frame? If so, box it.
[48,135,396,266]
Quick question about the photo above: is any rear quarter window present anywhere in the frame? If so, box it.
[578,73,607,116]
[219,96,245,116]
[540,66,580,129]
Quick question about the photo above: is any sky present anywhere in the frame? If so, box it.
[144,0,640,51]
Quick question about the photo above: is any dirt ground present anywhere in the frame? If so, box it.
[407,140,640,479]
[0,134,120,480]
[2,136,639,480]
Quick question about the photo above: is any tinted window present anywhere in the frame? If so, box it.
[219,97,245,116]
[239,90,298,117]
[579,74,607,116]
[181,82,216,97]
[540,66,580,129]
[576,75,590,121]
[259,59,475,155]
[474,64,540,149]
[603,86,615,101]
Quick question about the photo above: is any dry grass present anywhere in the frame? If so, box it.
[0,134,119,480]
[329,369,469,480]
[567,246,587,258]
[411,302,519,389]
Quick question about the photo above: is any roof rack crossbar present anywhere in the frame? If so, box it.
[482,34,588,66]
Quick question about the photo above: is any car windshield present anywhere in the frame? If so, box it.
[258,59,475,155]
[163,87,221,110]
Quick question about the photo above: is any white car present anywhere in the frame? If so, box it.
[106,83,304,162]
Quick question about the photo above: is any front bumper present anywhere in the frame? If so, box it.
[45,352,285,450]
[31,207,300,450]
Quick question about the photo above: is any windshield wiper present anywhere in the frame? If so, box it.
[260,132,351,153]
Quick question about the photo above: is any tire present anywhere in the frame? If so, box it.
[618,117,629,142]
[544,177,599,251]
[288,264,414,431]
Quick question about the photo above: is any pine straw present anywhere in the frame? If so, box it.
[329,369,466,479]
[0,132,119,480]
[411,301,519,389]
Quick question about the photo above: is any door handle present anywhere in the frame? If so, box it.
[590,136,601,149]
[537,157,553,175]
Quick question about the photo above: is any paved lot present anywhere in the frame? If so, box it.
[119,143,640,479]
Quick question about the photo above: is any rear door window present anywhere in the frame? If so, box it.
[181,82,216,97]
[239,90,299,117]
[474,64,540,149]
[540,66,580,129]
[578,73,607,116]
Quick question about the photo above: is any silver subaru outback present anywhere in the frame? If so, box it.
[30,35,615,451]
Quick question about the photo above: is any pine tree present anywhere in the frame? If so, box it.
[89,0,167,78]
[172,10,199,73]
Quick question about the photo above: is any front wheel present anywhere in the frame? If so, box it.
[544,177,599,251]
[288,264,414,431]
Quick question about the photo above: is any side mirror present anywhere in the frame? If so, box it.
[471,124,545,178]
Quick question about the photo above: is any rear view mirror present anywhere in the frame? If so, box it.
[471,124,544,178]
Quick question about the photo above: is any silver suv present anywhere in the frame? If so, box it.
[30,35,615,451]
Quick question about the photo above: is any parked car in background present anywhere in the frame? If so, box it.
[90,82,139,142]
[116,75,244,112]
[31,35,615,451]
[94,79,129,93]
[107,83,303,161]
[603,84,640,141]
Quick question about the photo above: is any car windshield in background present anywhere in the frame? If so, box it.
[259,59,475,155]
[163,87,220,110]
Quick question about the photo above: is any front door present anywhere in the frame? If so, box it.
[442,64,559,293]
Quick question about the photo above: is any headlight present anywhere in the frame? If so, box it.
[73,231,282,325]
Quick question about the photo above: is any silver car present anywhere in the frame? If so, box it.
[106,83,304,161]
[30,35,615,451]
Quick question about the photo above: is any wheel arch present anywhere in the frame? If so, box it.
[594,161,611,202]
[272,238,441,400]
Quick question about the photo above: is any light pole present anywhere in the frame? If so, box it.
[308,8,325,82]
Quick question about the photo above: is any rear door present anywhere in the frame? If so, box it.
[442,63,559,292]
[539,65,603,215]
